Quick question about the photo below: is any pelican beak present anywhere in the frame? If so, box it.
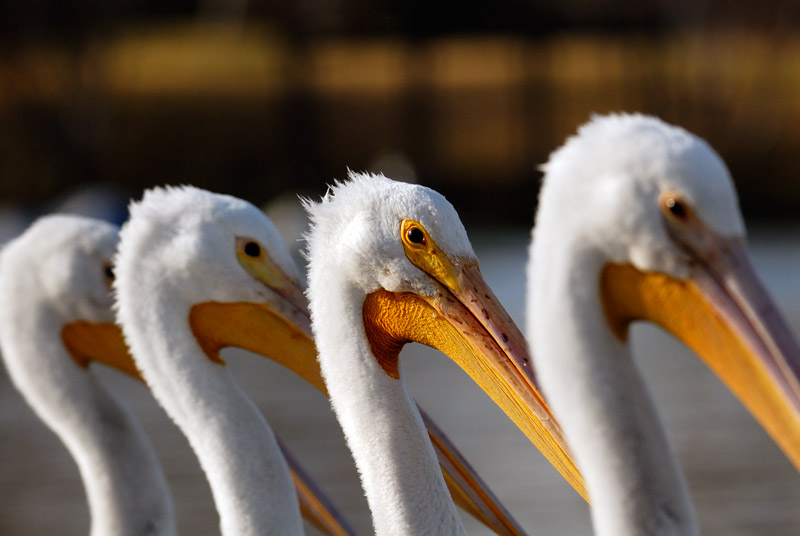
[61,321,142,380]
[601,238,800,471]
[362,262,588,501]
[418,406,529,535]
[191,269,538,533]
[188,296,324,392]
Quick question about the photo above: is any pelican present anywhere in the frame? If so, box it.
[0,214,176,536]
[303,172,586,535]
[527,114,800,535]
[114,185,532,535]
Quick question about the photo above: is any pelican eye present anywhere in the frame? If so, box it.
[102,262,115,281]
[666,198,686,219]
[660,193,691,223]
[243,241,262,258]
[236,236,292,290]
[407,227,426,245]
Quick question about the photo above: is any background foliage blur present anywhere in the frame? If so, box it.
[2,0,800,225]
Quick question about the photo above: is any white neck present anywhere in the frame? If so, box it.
[528,235,700,536]
[117,284,302,535]
[1,306,175,536]
[309,274,465,536]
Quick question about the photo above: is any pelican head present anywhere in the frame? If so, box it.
[305,172,586,503]
[0,214,133,376]
[536,113,743,276]
[532,113,800,473]
[0,213,124,384]
[6,214,118,323]
[115,185,314,384]
[118,184,306,319]
[307,173,475,297]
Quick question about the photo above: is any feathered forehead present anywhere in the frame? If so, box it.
[8,214,118,265]
[542,114,704,181]
[123,185,299,280]
[304,171,475,258]
[540,113,743,237]
[0,214,119,322]
[129,185,254,231]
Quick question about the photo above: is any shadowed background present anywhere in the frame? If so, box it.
[2,1,800,534]
[2,1,800,223]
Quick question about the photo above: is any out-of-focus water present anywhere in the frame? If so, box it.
[1,225,800,535]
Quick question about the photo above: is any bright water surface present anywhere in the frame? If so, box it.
[2,224,800,535]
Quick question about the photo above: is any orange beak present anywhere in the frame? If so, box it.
[362,262,587,502]
[601,238,800,472]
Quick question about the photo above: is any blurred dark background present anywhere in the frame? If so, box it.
[2,0,800,226]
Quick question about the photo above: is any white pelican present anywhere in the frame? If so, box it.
[303,172,586,535]
[0,214,176,536]
[527,114,800,535]
[114,185,531,535]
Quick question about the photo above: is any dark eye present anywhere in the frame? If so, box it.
[243,241,261,257]
[665,197,688,220]
[103,263,115,281]
[407,227,425,245]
